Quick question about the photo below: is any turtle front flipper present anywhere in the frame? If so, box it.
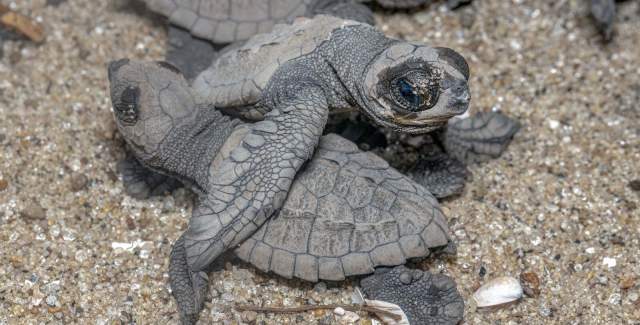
[183,86,329,272]
[442,111,520,164]
[408,152,469,199]
[169,234,209,325]
[117,151,183,199]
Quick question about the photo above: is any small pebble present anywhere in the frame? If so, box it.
[45,295,58,307]
[333,307,345,316]
[620,276,635,290]
[313,282,327,293]
[608,293,621,305]
[603,257,617,268]
[473,276,523,308]
[0,178,8,191]
[595,274,608,285]
[241,310,257,323]
[125,217,136,230]
[520,272,541,297]
[479,265,487,277]
[21,203,46,220]
[539,305,553,317]
[70,173,88,192]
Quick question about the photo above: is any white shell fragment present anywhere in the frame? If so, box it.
[364,299,410,325]
[473,276,523,308]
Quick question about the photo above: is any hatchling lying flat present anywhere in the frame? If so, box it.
[108,59,463,324]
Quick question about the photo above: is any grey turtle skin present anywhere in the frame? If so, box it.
[360,265,464,325]
[108,59,455,324]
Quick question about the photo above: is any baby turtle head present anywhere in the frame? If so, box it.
[362,43,470,134]
[108,59,196,160]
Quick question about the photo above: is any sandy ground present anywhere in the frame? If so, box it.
[0,0,639,324]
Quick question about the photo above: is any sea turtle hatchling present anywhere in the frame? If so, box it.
[111,13,473,280]
[138,0,435,79]
[108,59,463,324]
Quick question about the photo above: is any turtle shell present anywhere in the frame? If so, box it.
[234,134,451,282]
[192,15,361,118]
[145,0,318,43]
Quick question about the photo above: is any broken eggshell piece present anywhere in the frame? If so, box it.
[473,276,523,308]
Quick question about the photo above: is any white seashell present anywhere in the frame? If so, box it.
[364,299,410,325]
[473,276,523,308]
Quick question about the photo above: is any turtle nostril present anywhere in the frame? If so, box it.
[452,80,468,97]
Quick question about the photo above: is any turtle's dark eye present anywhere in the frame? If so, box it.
[156,60,182,74]
[390,70,440,112]
[115,86,139,124]
[378,59,443,113]
[397,78,421,106]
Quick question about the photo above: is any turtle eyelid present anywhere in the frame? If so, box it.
[155,61,183,75]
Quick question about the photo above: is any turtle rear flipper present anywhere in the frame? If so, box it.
[409,152,469,199]
[360,265,464,325]
[166,26,220,81]
[443,111,520,165]
[234,134,452,282]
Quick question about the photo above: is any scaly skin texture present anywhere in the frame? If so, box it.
[108,60,454,324]
[408,151,469,199]
[184,85,329,271]
[360,265,465,325]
